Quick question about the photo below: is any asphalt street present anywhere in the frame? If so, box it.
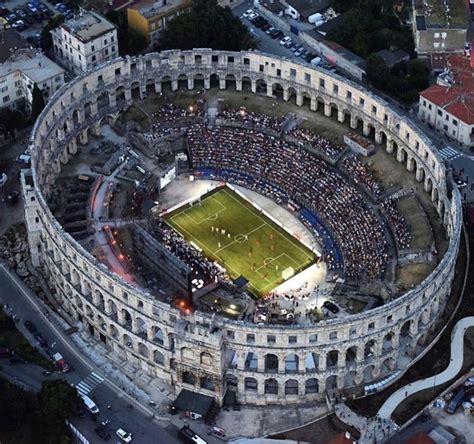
[0,264,181,444]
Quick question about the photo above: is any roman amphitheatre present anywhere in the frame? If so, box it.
[22,50,462,409]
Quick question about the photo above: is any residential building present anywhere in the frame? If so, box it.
[51,10,118,74]
[0,30,64,111]
[418,54,474,148]
[281,0,329,21]
[412,0,468,56]
[127,0,192,46]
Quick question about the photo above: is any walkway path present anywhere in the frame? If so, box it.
[333,316,474,443]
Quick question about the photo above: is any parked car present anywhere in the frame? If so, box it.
[279,36,291,46]
[116,428,132,443]
[19,9,35,24]
[261,23,272,32]
[323,301,340,314]
[265,26,274,35]
[270,29,283,39]
[249,14,261,23]
[254,18,268,29]
[12,20,27,31]
[6,13,18,25]
[24,320,37,333]
[242,9,254,18]
[294,47,305,57]
[35,333,47,347]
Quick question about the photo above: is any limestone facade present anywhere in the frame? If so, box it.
[22,49,462,406]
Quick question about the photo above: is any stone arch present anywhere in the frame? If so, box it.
[121,308,132,325]
[109,324,119,339]
[272,82,284,99]
[145,77,156,94]
[176,73,188,90]
[255,78,267,94]
[135,317,147,337]
[193,73,205,89]
[305,378,319,394]
[328,102,338,119]
[153,326,165,345]
[182,371,196,385]
[200,376,215,391]
[84,101,92,118]
[326,350,339,369]
[85,304,93,318]
[264,354,278,372]
[161,75,172,91]
[154,350,165,365]
[245,377,258,392]
[138,342,149,358]
[130,81,141,98]
[364,340,376,359]
[241,75,252,92]
[123,333,133,349]
[209,73,219,88]
[107,299,118,317]
[305,352,319,372]
[264,378,278,395]
[181,347,194,362]
[379,130,388,146]
[345,346,358,367]
[326,375,338,391]
[287,86,297,103]
[200,352,213,365]
[400,319,414,338]
[381,357,395,374]
[285,379,299,395]
[301,91,312,108]
[315,96,325,113]
[285,353,299,373]
[363,364,375,383]
[340,108,351,125]
[225,74,236,90]
[383,332,395,352]
[344,370,358,387]
[245,352,258,370]
[115,86,126,102]
[366,123,376,140]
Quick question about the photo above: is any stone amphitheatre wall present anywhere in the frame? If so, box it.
[21,49,462,406]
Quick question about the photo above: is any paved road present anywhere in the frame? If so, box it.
[378,316,474,420]
[0,264,181,444]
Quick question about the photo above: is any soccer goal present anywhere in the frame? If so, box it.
[282,267,295,280]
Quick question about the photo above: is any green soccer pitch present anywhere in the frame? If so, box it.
[163,186,317,295]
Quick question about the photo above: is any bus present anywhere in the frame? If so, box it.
[178,425,207,444]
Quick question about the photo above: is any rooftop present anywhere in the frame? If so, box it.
[420,54,474,124]
[60,10,116,43]
[375,49,410,68]
[130,0,192,19]
[0,29,28,64]
[414,0,468,28]
[0,49,64,83]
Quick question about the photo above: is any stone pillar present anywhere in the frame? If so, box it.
[131,317,138,334]
[437,199,443,216]
[154,82,162,93]
[266,84,273,98]
[117,309,125,324]
[386,139,394,154]
[362,121,370,137]
[147,327,154,342]
[375,131,382,144]
[66,119,74,132]
[283,88,289,101]
[59,150,69,165]
[337,351,344,369]
[278,354,286,374]
[350,115,358,129]
[108,93,116,108]
[415,167,424,181]
[310,97,317,111]
[324,103,331,117]
[421,308,430,324]
[251,79,257,93]
[424,177,431,192]
[296,91,303,106]
[396,148,405,163]
[431,187,438,203]
[409,320,418,336]
[77,109,85,124]
[92,291,100,305]
[236,79,242,91]
[356,347,364,363]
[407,157,415,172]
[204,77,211,90]
[171,80,178,91]
[372,365,381,379]
[337,109,345,123]
[257,355,265,372]
[219,78,226,90]
[187,77,194,90]
[125,88,132,102]
[68,139,78,155]
[92,122,101,137]
[79,129,88,145]
[90,101,98,115]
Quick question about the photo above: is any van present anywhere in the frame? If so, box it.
[16,153,31,165]
[81,394,99,414]
[447,388,465,414]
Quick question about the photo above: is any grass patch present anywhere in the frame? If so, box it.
[164,186,317,295]
[0,314,54,371]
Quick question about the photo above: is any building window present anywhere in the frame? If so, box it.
[259,64,264,72]
[243,57,249,65]
[92,55,96,62]
[288,336,297,344]
[333,84,338,93]
[105,49,108,55]
[428,104,432,110]
[115,68,121,76]
[346,90,352,99]
[305,73,311,82]
[452,119,458,126]
[104,39,108,45]
[112,46,115,53]
[368,322,375,331]
[329,331,337,340]
[290,68,297,77]
[437,110,442,116]
[309,334,317,343]
[372,105,377,114]
[276,68,281,77]
[2,95,9,103]
[91,45,95,51]
[212,55,218,63]
[111,35,114,42]
[319,78,325,88]
[227,56,234,63]
[359,97,365,106]
[247,334,255,343]
[267,335,276,344]
[226,330,234,339]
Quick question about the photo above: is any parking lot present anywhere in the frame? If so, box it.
[0,0,74,42]
[233,2,340,74]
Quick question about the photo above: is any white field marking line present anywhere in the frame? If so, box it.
[212,222,266,256]
[169,196,226,226]
[221,188,315,262]
[167,189,225,222]
[255,253,300,275]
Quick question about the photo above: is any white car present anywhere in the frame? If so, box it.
[116,428,132,443]
[242,9,254,18]
[16,153,31,164]
[280,36,292,46]
[0,173,7,187]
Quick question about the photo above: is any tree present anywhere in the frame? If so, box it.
[159,0,257,51]
[31,84,45,121]
[365,54,390,89]
[41,14,65,50]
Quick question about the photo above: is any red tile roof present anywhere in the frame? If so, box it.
[406,432,436,444]
[420,54,474,124]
